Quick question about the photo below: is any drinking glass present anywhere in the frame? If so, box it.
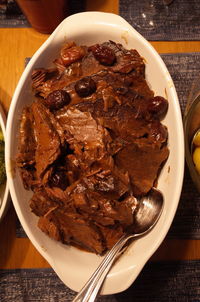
[132,0,174,31]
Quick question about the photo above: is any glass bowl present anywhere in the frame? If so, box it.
[184,76,200,193]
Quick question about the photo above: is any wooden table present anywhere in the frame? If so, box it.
[0,0,200,287]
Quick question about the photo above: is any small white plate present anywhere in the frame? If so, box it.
[0,104,10,221]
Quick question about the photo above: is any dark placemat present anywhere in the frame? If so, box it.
[0,0,85,28]
[16,52,200,239]
[162,52,200,113]
[1,260,200,301]
[0,0,30,28]
[120,0,200,41]
[161,53,200,238]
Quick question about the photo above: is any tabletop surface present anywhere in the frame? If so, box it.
[0,0,200,300]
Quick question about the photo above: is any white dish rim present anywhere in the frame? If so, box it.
[5,12,185,295]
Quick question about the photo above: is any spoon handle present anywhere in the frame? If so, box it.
[72,233,134,302]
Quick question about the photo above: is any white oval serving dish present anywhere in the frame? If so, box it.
[5,12,184,295]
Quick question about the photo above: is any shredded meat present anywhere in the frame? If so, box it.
[16,41,169,255]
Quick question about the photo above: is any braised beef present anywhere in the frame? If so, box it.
[31,101,62,182]
[16,107,37,190]
[16,41,169,254]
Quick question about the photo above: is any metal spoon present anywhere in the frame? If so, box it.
[72,188,164,302]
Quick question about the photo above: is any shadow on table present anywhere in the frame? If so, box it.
[68,0,86,15]
[109,260,199,302]
[0,204,30,269]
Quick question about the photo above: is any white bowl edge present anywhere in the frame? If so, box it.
[5,12,185,295]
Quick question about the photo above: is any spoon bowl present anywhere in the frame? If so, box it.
[72,188,164,302]
[133,187,164,234]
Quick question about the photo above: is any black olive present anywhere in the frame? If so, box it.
[147,96,168,118]
[45,90,70,110]
[75,77,97,98]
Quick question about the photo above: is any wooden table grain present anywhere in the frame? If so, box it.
[0,0,200,276]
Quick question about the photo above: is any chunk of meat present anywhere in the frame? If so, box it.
[30,190,59,217]
[55,107,112,168]
[56,107,110,147]
[16,107,36,168]
[16,107,37,189]
[38,207,105,254]
[31,101,61,180]
[98,225,124,250]
[115,143,169,196]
